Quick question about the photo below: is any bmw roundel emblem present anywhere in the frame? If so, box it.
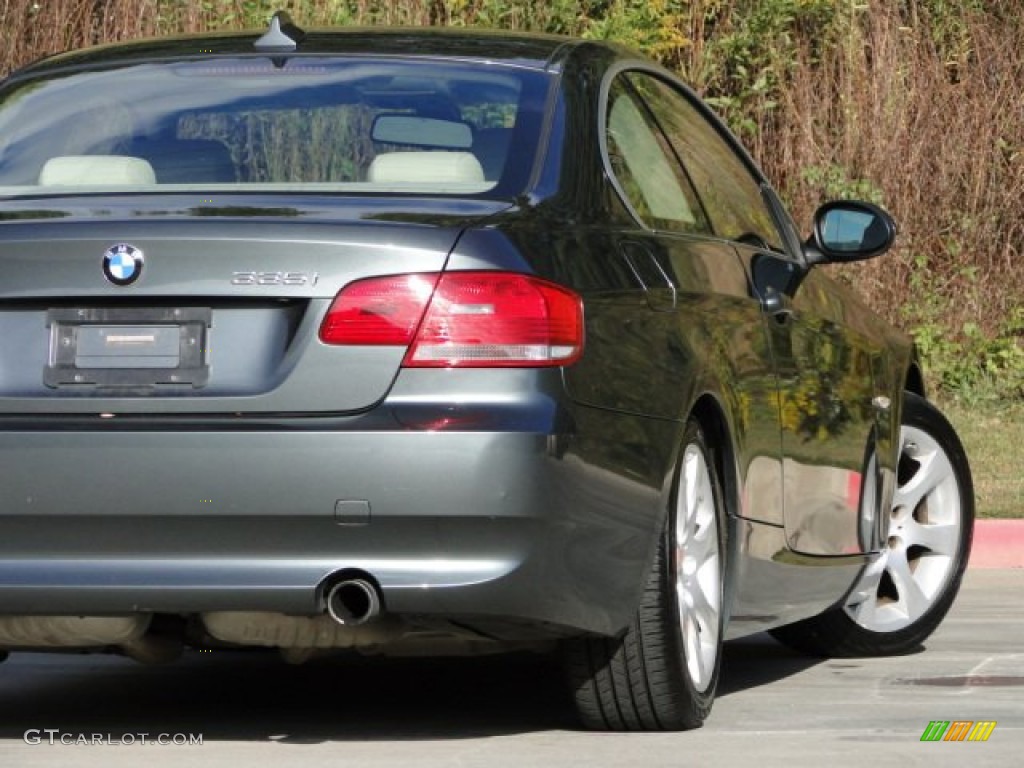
[102,243,144,286]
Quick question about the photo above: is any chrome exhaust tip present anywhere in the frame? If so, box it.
[325,579,382,626]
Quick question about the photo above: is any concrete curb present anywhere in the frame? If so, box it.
[969,519,1024,569]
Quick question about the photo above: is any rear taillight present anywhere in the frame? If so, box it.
[406,272,583,367]
[318,273,438,346]
[319,271,583,367]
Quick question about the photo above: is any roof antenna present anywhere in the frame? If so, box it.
[254,11,305,52]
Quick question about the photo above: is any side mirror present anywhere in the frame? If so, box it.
[805,201,897,265]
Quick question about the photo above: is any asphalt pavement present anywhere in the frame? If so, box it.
[0,568,1020,767]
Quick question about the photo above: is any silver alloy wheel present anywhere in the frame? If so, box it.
[674,443,722,692]
[844,425,963,632]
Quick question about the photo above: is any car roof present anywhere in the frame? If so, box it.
[10,26,592,80]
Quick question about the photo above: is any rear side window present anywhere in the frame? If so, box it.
[0,58,549,197]
[626,73,783,251]
[604,78,710,235]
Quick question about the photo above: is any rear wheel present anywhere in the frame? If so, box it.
[564,420,725,730]
[771,393,973,656]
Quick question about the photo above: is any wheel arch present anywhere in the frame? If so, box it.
[689,393,741,524]
[905,360,926,398]
[687,393,741,630]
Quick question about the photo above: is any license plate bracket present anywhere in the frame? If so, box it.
[45,307,212,390]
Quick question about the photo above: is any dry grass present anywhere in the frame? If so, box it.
[761,4,1024,338]
[943,401,1024,519]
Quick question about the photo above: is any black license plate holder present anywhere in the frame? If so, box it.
[45,307,212,390]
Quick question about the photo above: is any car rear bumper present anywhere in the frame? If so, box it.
[0,386,672,637]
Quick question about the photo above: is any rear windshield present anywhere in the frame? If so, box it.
[0,57,551,198]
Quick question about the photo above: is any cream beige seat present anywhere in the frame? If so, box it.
[38,155,157,186]
[367,151,485,186]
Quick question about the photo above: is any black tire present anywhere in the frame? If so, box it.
[771,393,974,657]
[564,420,726,730]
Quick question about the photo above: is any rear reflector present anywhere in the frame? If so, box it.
[319,271,583,367]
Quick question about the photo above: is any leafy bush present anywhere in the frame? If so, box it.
[908,261,1024,404]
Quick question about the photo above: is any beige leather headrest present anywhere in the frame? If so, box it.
[38,155,157,186]
[367,151,484,184]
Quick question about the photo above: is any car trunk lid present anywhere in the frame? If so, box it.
[0,194,512,415]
